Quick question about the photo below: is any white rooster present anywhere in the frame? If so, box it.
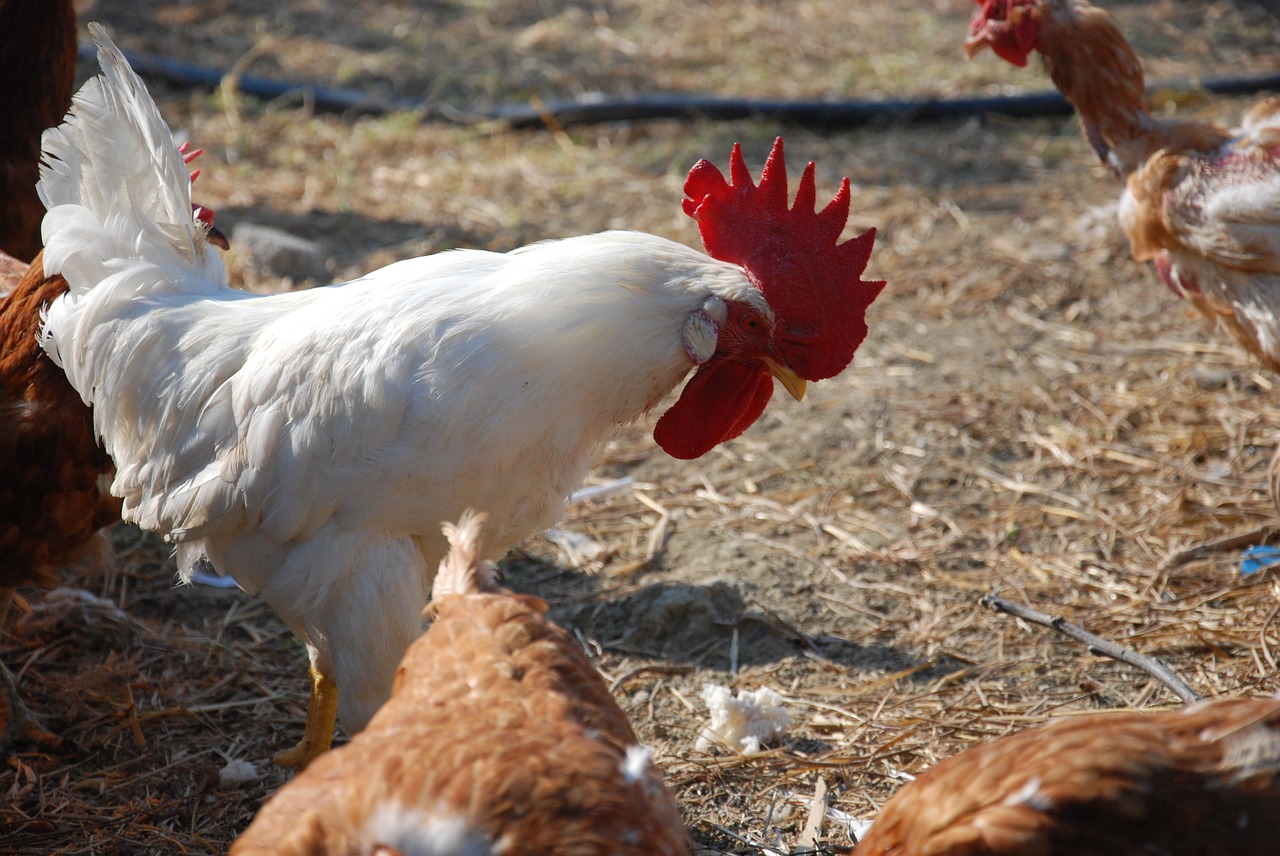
[39,27,884,768]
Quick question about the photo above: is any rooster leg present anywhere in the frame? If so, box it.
[0,587,62,752]
[271,662,338,770]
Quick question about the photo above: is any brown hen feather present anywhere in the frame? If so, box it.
[0,252,120,588]
[230,514,690,856]
[856,697,1280,856]
[0,0,119,588]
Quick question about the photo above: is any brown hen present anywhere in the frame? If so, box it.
[0,0,109,752]
[230,511,690,856]
[966,0,1280,549]
[0,6,230,751]
[0,253,120,587]
[856,697,1280,856]
[1,252,122,752]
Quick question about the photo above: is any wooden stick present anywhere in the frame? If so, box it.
[122,681,146,749]
[794,776,828,854]
[1157,523,1280,571]
[980,594,1203,704]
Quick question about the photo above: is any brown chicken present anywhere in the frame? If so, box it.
[0,3,228,751]
[966,0,1280,363]
[0,250,123,748]
[0,256,122,590]
[230,510,690,856]
[0,0,109,752]
[855,697,1280,856]
[966,0,1280,540]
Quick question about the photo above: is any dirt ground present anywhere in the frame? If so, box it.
[5,1,1280,853]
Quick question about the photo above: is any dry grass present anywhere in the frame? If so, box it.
[5,0,1280,853]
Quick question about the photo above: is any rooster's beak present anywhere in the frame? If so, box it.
[206,225,231,251]
[963,33,989,60]
[765,357,807,402]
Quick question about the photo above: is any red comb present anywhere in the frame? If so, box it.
[683,138,884,381]
[179,141,230,250]
[179,141,205,184]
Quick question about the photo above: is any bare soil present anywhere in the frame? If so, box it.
[5,1,1280,853]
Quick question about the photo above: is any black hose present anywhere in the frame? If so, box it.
[84,44,1280,130]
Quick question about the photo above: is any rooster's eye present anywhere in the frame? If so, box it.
[741,315,760,331]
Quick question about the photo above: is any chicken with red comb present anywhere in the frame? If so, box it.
[658,139,884,459]
[964,0,1280,554]
[37,30,884,769]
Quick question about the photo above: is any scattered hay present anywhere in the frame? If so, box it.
[5,1,1280,853]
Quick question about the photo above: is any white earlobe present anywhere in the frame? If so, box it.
[682,296,725,365]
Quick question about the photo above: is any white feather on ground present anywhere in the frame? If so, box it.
[696,683,792,753]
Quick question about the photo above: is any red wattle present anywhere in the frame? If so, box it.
[653,362,775,460]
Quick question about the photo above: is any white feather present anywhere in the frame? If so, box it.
[621,745,654,783]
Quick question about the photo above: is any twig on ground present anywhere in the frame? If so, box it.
[794,776,829,854]
[1158,524,1280,571]
[707,823,786,856]
[607,664,693,693]
[980,594,1203,704]
[121,682,145,748]
[1261,600,1280,671]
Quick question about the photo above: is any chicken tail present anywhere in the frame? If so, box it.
[432,510,501,601]
[37,23,227,375]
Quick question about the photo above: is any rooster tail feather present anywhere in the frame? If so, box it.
[431,510,500,601]
[37,24,225,305]
[37,23,228,401]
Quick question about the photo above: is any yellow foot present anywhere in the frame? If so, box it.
[271,663,338,771]
[271,735,328,770]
